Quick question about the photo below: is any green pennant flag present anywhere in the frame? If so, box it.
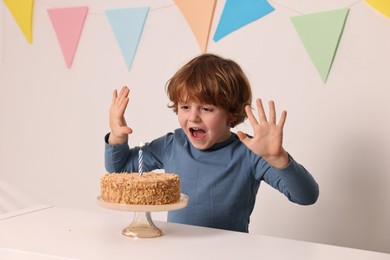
[291,8,350,83]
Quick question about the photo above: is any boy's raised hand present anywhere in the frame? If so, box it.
[108,86,133,145]
[237,98,289,169]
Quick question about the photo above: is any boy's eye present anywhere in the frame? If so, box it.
[202,107,213,112]
[180,105,189,110]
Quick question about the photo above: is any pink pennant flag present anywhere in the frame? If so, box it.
[47,6,88,68]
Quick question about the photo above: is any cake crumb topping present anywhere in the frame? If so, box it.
[100,172,181,205]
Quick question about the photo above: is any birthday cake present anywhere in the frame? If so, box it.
[100,172,181,205]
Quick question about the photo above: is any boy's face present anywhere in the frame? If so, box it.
[177,99,232,150]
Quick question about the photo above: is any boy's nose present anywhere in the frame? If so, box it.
[189,109,200,122]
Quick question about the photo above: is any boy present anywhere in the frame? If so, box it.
[105,54,319,232]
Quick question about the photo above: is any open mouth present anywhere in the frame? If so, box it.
[189,127,206,139]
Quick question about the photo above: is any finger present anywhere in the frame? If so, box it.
[245,105,259,127]
[256,99,267,124]
[268,100,276,124]
[118,86,128,101]
[237,131,250,145]
[278,110,287,128]
[115,87,124,106]
[117,86,130,108]
[118,97,129,115]
[120,126,133,135]
[111,89,118,107]
[118,85,127,96]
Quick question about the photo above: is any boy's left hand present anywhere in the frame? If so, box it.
[237,98,289,169]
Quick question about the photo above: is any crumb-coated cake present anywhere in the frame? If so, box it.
[100,172,181,205]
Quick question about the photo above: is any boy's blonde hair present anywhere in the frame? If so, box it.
[166,54,252,127]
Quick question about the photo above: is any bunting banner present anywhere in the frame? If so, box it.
[105,7,149,71]
[291,8,350,83]
[213,0,274,42]
[174,0,216,53]
[47,6,88,68]
[2,1,390,80]
[365,0,390,19]
[3,0,34,43]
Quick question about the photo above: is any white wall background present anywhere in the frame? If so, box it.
[1,0,389,254]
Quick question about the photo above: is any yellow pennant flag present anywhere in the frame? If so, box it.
[3,0,35,43]
[365,0,390,18]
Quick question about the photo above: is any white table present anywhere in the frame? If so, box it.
[1,205,389,260]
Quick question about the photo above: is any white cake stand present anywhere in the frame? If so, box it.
[97,194,188,238]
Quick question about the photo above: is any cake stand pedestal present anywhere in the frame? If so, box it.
[97,194,188,238]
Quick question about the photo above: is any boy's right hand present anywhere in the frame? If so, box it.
[108,86,133,145]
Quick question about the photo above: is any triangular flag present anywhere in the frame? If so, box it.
[174,0,216,53]
[213,0,274,42]
[3,0,34,43]
[291,8,350,83]
[47,6,88,68]
[105,7,149,71]
[365,0,390,19]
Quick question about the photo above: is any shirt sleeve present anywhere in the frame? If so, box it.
[261,155,319,205]
[104,133,136,173]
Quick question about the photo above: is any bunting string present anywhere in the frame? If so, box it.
[1,0,389,82]
[37,0,176,15]
[269,0,363,15]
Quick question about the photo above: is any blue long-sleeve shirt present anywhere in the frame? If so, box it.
[105,128,319,232]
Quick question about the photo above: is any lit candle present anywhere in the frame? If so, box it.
[138,142,144,175]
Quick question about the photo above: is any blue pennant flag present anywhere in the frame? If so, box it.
[105,7,149,70]
[213,0,275,42]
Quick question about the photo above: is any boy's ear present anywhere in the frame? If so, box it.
[227,114,235,127]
